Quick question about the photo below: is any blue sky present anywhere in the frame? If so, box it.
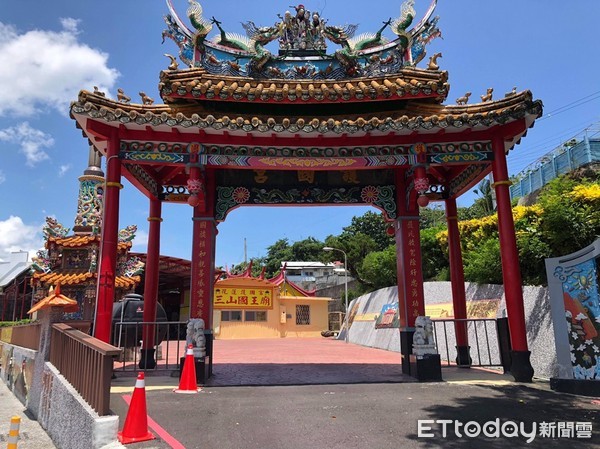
[1,0,599,268]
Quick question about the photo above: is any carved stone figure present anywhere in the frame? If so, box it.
[186,318,206,357]
[413,315,437,357]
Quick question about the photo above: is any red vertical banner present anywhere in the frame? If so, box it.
[190,214,216,328]
[404,218,426,327]
[395,217,426,328]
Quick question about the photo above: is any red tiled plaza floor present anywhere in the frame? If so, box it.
[207,338,410,386]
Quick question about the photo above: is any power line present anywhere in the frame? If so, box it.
[537,90,600,122]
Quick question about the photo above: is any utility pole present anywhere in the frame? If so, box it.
[244,237,247,264]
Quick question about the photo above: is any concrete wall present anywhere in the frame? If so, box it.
[38,363,118,449]
[344,282,559,379]
[1,342,120,449]
[0,342,36,406]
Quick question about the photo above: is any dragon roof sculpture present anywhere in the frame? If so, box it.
[163,0,441,80]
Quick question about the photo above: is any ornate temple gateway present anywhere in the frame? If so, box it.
[69,0,542,380]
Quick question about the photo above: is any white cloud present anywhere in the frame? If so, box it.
[0,20,119,117]
[0,216,44,261]
[0,170,5,184]
[132,229,149,252]
[0,122,54,166]
[58,164,72,177]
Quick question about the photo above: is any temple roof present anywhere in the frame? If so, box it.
[31,271,139,289]
[71,89,541,151]
[158,66,450,105]
[47,235,132,251]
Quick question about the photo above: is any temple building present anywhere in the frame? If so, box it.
[29,147,143,320]
[69,0,542,381]
[214,263,332,339]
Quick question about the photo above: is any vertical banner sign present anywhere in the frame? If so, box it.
[403,219,425,326]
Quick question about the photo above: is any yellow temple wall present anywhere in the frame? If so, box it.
[214,296,330,340]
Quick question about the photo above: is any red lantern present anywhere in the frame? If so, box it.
[386,225,395,236]
[417,194,430,208]
[187,194,201,207]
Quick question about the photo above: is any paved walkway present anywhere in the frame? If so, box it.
[0,380,56,449]
[5,338,600,448]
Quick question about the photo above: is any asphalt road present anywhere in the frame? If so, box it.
[110,381,600,449]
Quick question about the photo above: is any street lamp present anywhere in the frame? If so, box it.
[323,246,349,343]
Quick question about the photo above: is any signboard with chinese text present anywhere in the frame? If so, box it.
[213,286,274,309]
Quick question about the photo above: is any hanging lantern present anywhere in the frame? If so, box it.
[417,194,430,208]
[386,224,395,236]
[187,194,201,207]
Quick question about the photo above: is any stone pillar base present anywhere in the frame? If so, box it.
[510,350,534,382]
[400,329,414,375]
[139,348,156,370]
[455,345,472,368]
[409,354,443,382]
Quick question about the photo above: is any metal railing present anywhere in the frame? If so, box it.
[50,323,121,416]
[510,136,600,200]
[112,321,188,373]
[431,318,506,368]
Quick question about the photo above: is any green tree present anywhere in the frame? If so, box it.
[361,245,397,289]
[538,177,600,257]
[470,178,495,218]
[463,238,503,284]
[339,211,393,251]
[419,205,446,229]
[420,227,449,281]
[263,238,293,277]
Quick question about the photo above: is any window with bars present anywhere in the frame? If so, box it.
[221,310,242,321]
[245,311,267,322]
[296,305,310,325]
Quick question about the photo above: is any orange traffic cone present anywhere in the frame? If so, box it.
[118,372,155,444]
[174,344,202,394]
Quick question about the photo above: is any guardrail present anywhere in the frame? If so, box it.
[432,318,509,369]
[50,323,121,416]
[112,321,188,373]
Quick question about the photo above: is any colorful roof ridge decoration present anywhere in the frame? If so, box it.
[163,0,442,81]
[158,66,450,104]
[31,271,140,290]
[221,261,316,297]
[28,284,79,314]
[46,234,133,251]
[71,89,540,146]
[268,268,317,297]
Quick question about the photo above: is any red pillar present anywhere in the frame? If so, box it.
[445,198,471,366]
[95,133,122,343]
[395,170,426,375]
[492,135,534,382]
[140,198,162,369]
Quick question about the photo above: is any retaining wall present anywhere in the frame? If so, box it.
[344,282,558,379]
